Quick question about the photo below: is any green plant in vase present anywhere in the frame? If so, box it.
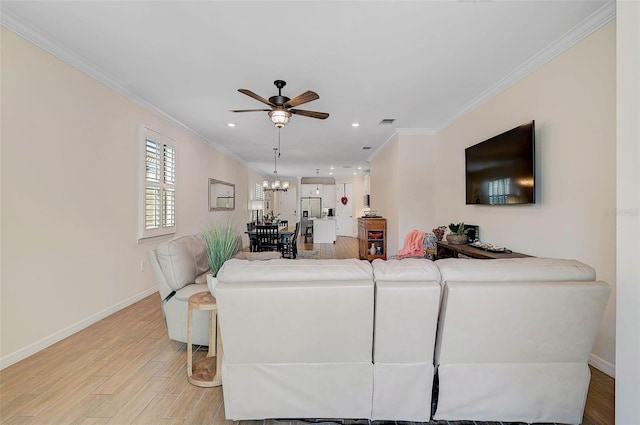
[203,218,240,295]
[446,222,469,245]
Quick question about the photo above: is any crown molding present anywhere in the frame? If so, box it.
[367,131,397,163]
[0,9,248,167]
[435,1,617,133]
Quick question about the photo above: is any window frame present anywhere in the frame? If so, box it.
[138,126,177,241]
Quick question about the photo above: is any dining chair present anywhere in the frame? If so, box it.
[247,223,258,252]
[281,222,300,259]
[255,225,280,252]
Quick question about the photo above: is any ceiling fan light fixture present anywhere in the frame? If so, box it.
[268,110,291,128]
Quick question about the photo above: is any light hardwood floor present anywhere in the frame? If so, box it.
[0,236,614,425]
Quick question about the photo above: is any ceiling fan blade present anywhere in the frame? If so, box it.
[230,109,271,112]
[290,109,329,120]
[284,91,319,108]
[238,89,275,107]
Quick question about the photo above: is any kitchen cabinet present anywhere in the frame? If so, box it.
[322,184,336,208]
[301,184,320,197]
[358,217,386,261]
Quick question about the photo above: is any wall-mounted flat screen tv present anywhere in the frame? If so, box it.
[465,121,535,205]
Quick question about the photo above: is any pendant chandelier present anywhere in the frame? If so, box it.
[263,147,289,192]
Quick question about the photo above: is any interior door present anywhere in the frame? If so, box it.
[336,183,355,237]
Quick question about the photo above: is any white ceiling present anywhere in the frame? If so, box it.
[1,1,614,179]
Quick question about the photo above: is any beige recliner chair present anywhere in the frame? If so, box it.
[147,234,216,345]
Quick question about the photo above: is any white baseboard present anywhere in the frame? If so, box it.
[589,352,615,378]
[0,287,159,370]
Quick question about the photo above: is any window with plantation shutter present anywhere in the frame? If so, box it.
[138,127,177,240]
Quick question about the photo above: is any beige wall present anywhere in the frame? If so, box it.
[370,136,400,253]
[615,2,640,421]
[370,22,617,371]
[371,134,438,253]
[0,28,252,365]
[397,134,438,249]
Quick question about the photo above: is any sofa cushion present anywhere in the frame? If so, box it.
[157,234,209,291]
[372,258,441,282]
[217,258,372,282]
[174,282,209,302]
[436,257,596,283]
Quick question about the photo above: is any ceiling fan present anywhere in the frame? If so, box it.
[231,80,329,128]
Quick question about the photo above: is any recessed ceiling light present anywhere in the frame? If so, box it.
[227,123,236,127]
[329,172,333,176]
[358,166,362,170]
[330,166,334,170]
[352,123,359,127]
[353,172,357,175]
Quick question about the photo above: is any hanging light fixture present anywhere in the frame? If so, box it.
[263,147,289,192]
[268,110,291,128]
[315,169,320,195]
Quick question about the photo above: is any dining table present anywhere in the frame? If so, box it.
[245,226,296,252]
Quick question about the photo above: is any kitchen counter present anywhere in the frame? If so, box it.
[313,218,337,243]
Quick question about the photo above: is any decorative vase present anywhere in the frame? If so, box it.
[206,274,219,296]
[369,243,376,255]
[446,234,468,245]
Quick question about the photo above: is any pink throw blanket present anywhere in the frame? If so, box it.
[396,230,426,259]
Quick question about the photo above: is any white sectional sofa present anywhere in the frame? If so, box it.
[213,256,610,424]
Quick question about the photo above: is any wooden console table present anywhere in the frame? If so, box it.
[436,240,530,260]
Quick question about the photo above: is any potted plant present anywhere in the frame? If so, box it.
[263,211,280,225]
[203,218,240,295]
[446,222,469,245]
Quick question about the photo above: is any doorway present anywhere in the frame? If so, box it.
[336,183,355,237]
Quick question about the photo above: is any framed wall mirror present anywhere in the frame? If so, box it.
[209,178,235,211]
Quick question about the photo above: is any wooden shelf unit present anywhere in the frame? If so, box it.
[358,217,387,261]
[436,240,530,260]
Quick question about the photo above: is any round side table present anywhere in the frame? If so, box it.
[187,291,222,387]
